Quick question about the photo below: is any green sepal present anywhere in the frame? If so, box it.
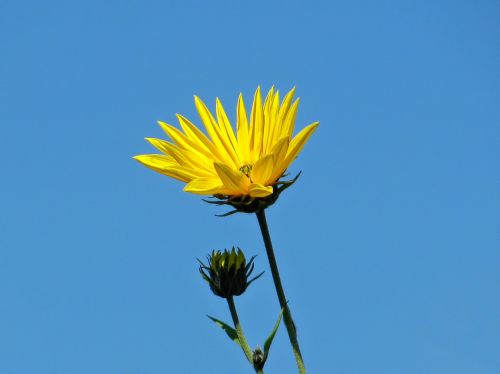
[263,307,284,362]
[207,315,240,346]
[203,172,302,215]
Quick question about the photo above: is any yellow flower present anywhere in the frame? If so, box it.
[134,86,318,198]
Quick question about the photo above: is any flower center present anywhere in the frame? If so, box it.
[239,164,253,178]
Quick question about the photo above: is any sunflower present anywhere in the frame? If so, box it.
[134,86,318,199]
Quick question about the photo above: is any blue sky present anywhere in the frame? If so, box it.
[1,0,499,373]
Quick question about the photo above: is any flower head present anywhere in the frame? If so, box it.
[198,247,263,298]
[134,86,318,202]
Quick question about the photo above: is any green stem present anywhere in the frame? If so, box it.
[256,209,307,374]
[227,296,254,365]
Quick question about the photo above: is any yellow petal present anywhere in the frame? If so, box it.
[268,137,290,182]
[249,86,263,161]
[157,121,217,170]
[216,98,241,161]
[145,137,181,159]
[176,114,226,164]
[270,87,295,149]
[278,87,296,125]
[248,183,273,197]
[134,154,177,167]
[194,96,239,168]
[261,87,275,155]
[270,137,290,165]
[264,90,280,153]
[214,163,249,194]
[236,93,250,162]
[133,155,198,182]
[157,121,189,149]
[158,121,211,157]
[283,122,319,168]
[145,137,214,176]
[184,177,230,195]
[280,98,300,139]
[251,154,274,185]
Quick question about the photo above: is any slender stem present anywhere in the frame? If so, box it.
[256,209,307,374]
[227,296,254,364]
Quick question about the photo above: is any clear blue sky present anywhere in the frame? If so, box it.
[1,1,499,373]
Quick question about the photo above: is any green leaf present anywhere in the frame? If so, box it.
[263,308,284,361]
[207,315,240,346]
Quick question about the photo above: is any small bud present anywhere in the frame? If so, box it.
[253,347,265,370]
[198,247,263,298]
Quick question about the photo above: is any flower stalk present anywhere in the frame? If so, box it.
[227,296,256,366]
[256,209,307,374]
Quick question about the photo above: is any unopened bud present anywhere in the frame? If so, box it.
[198,247,263,298]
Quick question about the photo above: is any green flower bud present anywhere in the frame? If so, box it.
[198,247,263,298]
[253,347,265,371]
